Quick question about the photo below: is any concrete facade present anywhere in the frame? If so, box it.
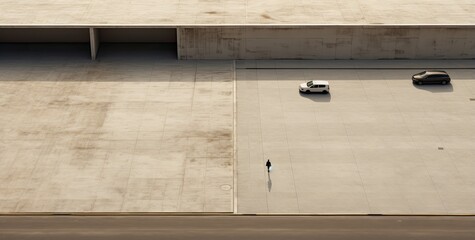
[1,0,475,60]
[2,26,474,60]
[179,27,475,60]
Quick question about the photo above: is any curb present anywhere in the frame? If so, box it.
[237,67,475,70]
[0,212,474,217]
[0,212,234,216]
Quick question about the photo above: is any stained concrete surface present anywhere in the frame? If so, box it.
[1,0,475,25]
[2,45,475,215]
[236,63,475,214]
[0,44,234,212]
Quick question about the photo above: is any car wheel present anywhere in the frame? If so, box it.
[322,90,328,94]
[441,80,447,85]
[305,90,310,93]
[417,81,423,85]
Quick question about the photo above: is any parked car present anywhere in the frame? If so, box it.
[412,70,451,85]
[299,80,330,93]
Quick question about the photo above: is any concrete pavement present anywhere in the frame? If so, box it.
[0,44,234,212]
[236,64,475,214]
[2,46,475,215]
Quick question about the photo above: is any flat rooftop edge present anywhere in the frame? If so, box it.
[1,24,475,28]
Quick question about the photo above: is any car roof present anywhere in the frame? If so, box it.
[426,70,448,74]
[311,80,329,85]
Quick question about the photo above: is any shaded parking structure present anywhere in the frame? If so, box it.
[0,28,177,60]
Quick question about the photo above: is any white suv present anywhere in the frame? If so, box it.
[299,80,330,94]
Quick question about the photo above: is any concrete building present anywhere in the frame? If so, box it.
[1,0,475,214]
[1,0,475,60]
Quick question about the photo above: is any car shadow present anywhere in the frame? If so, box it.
[413,83,454,93]
[299,91,332,102]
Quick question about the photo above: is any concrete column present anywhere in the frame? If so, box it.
[176,27,181,60]
[89,27,100,60]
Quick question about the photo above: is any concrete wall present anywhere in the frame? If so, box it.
[2,26,474,60]
[178,27,475,59]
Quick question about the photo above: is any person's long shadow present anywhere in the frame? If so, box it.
[267,172,272,192]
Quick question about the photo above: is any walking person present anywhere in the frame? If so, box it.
[266,159,272,172]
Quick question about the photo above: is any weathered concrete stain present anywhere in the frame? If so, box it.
[261,14,275,20]
[0,57,234,213]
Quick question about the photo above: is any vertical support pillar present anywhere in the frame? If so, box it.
[89,27,100,60]
[176,27,181,60]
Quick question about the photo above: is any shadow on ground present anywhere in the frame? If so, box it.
[0,43,180,82]
[0,43,177,63]
[299,91,332,102]
[413,83,454,93]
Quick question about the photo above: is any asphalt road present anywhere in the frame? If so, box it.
[0,216,474,240]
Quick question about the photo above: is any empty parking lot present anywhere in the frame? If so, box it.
[236,64,475,214]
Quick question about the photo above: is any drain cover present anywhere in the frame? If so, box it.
[221,184,232,191]
[438,147,444,150]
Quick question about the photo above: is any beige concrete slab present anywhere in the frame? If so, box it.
[1,0,475,25]
[0,44,234,213]
[237,64,475,214]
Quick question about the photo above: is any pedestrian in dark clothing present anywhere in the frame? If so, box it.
[266,159,272,172]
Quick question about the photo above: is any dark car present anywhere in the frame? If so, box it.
[412,70,451,85]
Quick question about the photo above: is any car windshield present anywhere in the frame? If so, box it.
[306,81,313,87]
[417,71,427,76]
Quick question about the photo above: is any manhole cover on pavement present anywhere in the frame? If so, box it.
[221,184,232,191]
